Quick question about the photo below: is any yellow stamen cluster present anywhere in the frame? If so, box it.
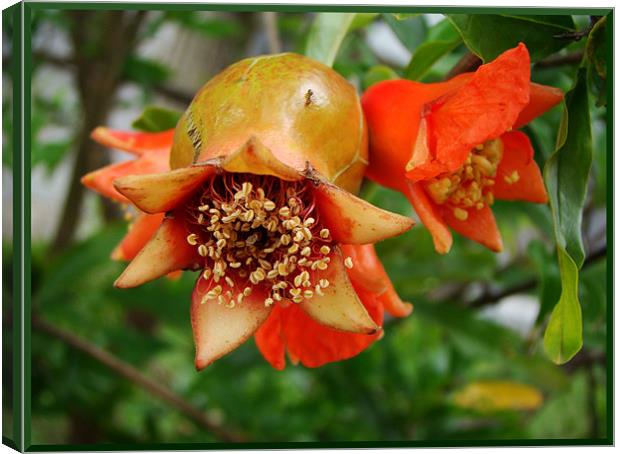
[425,139,504,221]
[186,174,339,308]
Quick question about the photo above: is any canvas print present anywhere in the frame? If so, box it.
[2,4,611,449]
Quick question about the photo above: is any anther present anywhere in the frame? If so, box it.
[186,233,198,245]
[453,207,469,221]
[344,257,354,269]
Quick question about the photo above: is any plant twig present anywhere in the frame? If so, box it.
[535,51,584,69]
[32,315,247,442]
[444,51,482,80]
[466,245,606,308]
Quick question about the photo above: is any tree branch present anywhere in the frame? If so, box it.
[466,245,606,308]
[32,315,246,443]
[535,51,584,69]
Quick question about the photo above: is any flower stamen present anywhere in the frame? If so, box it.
[425,139,503,214]
[186,173,340,308]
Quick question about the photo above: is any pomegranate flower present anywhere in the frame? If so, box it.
[362,44,563,253]
[85,53,414,369]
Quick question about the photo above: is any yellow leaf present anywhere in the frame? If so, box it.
[452,380,543,412]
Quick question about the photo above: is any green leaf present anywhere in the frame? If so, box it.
[131,106,182,132]
[122,56,171,87]
[543,247,583,364]
[362,65,399,90]
[405,20,462,80]
[305,13,356,67]
[541,69,592,365]
[544,69,592,267]
[446,14,576,62]
[383,13,427,51]
[349,13,379,31]
[32,140,72,174]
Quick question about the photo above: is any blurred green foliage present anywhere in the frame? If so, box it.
[3,8,609,446]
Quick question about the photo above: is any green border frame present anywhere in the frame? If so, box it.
[3,2,614,451]
[2,2,24,451]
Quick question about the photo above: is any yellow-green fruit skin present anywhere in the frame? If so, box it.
[170,53,368,193]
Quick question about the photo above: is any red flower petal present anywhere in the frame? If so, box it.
[91,127,174,156]
[494,131,548,203]
[440,204,503,252]
[255,285,384,369]
[111,212,164,261]
[192,275,272,370]
[254,305,287,370]
[361,75,471,192]
[405,182,453,254]
[408,43,531,181]
[514,83,564,129]
[285,285,384,368]
[342,244,412,317]
[81,148,170,203]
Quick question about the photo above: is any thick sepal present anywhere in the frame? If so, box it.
[191,276,272,370]
[113,166,215,214]
[219,136,301,181]
[114,216,198,288]
[312,177,414,245]
[300,247,379,334]
[111,213,164,262]
[406,182,453,254]
[341,244,413,317]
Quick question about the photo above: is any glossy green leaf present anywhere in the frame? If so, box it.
[404,21,461,80]
[446,14,575,62]
[543,247,583,364]
[362,65,399,90]
[383,13,427,51]
[541,69,592,364]
[131,106,182,133]
[349,13,379,31]
[544,69,593,268]
[305,13,356,67]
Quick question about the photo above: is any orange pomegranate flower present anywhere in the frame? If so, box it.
[84,53,414,370]
[362,43,563,253]
[82,128,174,261]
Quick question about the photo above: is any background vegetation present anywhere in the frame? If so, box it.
[2,8,610,445]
